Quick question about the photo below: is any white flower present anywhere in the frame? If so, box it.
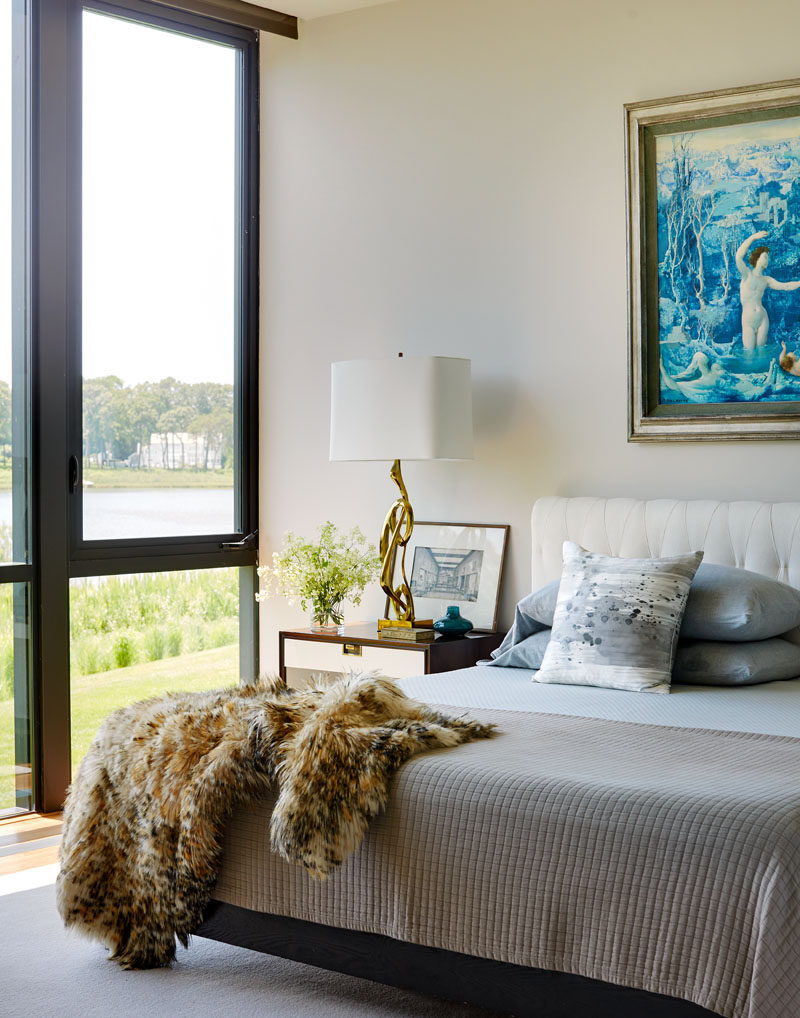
[256,522,380,614]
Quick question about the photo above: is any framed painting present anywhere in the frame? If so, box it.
[384,522,509,632]
[626,78,800,440]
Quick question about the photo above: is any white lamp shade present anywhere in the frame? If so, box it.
[330,356,473,461]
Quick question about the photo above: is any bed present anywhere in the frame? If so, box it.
[195,497,800,1018]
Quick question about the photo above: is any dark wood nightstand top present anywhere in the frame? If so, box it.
[279,622,499,650]
[279,624,503,677]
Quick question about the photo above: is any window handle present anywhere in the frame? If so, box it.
[68,455,80,494]
[220,529,258,551]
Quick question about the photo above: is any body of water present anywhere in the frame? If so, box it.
[0,488,235,541]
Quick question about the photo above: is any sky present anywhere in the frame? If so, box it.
[2,7,237,389]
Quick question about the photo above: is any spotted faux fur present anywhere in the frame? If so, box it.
[56,672,494,970]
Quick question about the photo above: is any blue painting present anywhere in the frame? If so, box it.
[656,115,800,404]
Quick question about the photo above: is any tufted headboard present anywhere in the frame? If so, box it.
[531,497,800,592]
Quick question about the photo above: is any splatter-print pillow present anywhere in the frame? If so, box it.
[536,541,704,694]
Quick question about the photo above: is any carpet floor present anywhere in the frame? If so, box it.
[1,878,507,1018]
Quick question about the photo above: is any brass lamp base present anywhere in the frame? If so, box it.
[379,459,419,625]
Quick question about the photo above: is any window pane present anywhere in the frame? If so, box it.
[0,0,30,565]
[69,567,240,773]
[81,11,237,540]
[0,4,31,817]
[0,584,31,815]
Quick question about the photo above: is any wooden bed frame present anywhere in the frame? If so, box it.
[196,498,800,1018]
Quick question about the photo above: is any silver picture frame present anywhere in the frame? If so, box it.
[626,77,800,441]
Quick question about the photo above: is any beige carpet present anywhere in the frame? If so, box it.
[1,879,507,1018]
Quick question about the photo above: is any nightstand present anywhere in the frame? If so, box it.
[279,623,504,686]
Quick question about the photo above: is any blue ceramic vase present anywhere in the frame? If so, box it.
[433,605,473,635]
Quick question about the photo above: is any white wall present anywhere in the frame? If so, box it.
[258,0,800,671]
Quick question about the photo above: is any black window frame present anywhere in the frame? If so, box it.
[31,0,261,812]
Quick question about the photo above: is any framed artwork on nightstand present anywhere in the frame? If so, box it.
[384,522,509,632]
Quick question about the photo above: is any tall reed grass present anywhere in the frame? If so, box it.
[69,569,239,679]
[0,565,240,699]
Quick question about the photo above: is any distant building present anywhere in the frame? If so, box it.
[128,432,224,470]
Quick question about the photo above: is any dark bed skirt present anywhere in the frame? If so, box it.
[195,900,722,1018]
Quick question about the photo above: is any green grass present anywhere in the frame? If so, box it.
[0,466,233,492]
[67,570,239,684]
[83,467,234,489]
[0,568,242,811]
[0,697,26,812]
[0,644,239,811]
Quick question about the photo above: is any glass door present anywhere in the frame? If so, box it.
[18,0,259,813]
[0,0,32,815]
[65,2,258,780]
[80,9,237,542]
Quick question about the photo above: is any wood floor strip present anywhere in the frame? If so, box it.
[0,811,61,830]
[0,820,63,848]
[0,834,62,858]
[0,813,63,875]
[0,844,59,875]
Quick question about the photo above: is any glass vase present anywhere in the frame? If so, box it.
[310,599,344,633]
[433,605,473,635]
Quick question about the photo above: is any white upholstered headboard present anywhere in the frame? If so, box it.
[531,497,800,591]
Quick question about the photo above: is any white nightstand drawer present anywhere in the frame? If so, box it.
[283,637,426,679]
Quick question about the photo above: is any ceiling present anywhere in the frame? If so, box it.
[248,0,396,19]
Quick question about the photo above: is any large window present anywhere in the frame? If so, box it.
[1,0,260,816]
[81,9,237,540]
[69,568,240,772]
[0,1,32,814]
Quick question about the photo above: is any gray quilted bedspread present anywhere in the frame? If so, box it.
[212,707,800,1018]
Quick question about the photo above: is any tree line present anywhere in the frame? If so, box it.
[83,376,233,469]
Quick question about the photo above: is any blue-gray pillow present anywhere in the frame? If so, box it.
[487,628,551,670]
[535,542,703,693]
[781,626,800,647]
[673,638,800,686]
[496,563,800,648]
[679,564,800,641]
[490,581,558,661]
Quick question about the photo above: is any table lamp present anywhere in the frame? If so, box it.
[330,355,473,627]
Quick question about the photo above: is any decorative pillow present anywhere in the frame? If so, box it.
[673,638,800,687]
[487,628,551,670]
[497,563,800,650]
[535,542,703,694]
[780,625,800,647]
[679,564,800,641]
[490,583,556,662]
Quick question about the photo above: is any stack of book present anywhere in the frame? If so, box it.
[379,626,436,643]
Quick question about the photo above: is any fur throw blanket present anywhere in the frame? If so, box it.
[56,673,493,970]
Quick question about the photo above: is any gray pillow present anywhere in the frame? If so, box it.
[487,628,551,670]
[490,581,558,660]
[673,638,800,687]
[781,625,800,646]
[497,563,800,648]
[535,542,703,693]
[679,564,800,641]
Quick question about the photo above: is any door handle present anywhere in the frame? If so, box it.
[219,529,258,551]
[68,455,79,494]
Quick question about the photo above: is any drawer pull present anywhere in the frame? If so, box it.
[342,643,362,657]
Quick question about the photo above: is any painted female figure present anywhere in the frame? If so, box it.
[736,230,800,351]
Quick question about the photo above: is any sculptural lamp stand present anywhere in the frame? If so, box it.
[330,355,473,627]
